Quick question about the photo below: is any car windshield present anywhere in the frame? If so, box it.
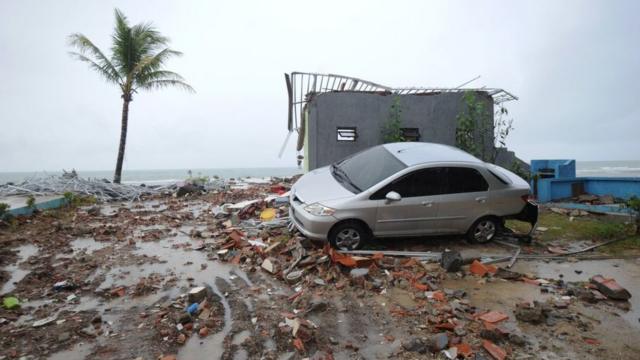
[332,145,407,193]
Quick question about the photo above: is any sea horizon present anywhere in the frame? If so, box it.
[0,166,303,185]
[1,160,640,185]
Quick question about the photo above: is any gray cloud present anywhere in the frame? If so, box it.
[1,0,638,172]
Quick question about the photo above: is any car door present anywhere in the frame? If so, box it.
[372,168,447,237]
[436,167,491,233]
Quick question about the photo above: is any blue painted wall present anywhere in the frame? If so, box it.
[8,197,67,216]
[531,159,640,203]
[530,159,576,179]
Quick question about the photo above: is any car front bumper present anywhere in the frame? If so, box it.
[289,201,337,241]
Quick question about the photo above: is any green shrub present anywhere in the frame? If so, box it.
[381,96,404,143]
[26,196,36,209]
[627,196,640,212]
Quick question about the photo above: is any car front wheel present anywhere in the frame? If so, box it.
[329,221,369,250]
[467,217,500,244]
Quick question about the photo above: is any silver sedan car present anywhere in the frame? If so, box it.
[289,142,537,250]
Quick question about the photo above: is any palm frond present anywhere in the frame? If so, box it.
[131,22,169,56]
[138,79,195,93]
[131,49,183,85]
[135,70,185,85]
[69,52,122,84]
[69,8,192,96]
[68,33,121,82]
[111,8,135,74]
[111,8,171,75]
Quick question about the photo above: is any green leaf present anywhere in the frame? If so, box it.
[3,296,20,309]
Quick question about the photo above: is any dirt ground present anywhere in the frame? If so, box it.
[1,183,639,360]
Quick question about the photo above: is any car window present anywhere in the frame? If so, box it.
[488,169,509,185]
[445,167,489,193]
[371,167,447,199]
[486,164,512,185]
[336,145,407,193]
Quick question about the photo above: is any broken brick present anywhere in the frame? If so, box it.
[432,290,446,302]
[454,343,473,358]
[110,286,126,297]
[199,327,209,337]
[485,264,498,274]
[590,275,631,300]
[229,229,244,242]
[482,340,506,360]
[352,256,373,268]
[293,338,305,352]
[414,282,429,291]
[470,260,489,277]
[435,322,456,330]
[479,310,509,324]
[583,337,601,346]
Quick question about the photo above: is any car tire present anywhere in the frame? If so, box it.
[467,217,500,244]
[329,221,369,250]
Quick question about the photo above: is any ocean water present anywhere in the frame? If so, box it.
[575,160,640,178]
[0,167,303,185]
[1,161,639,185]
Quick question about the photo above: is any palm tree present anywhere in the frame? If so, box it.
[69,8,193,183]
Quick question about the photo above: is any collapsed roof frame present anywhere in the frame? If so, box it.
[284,71,518,133]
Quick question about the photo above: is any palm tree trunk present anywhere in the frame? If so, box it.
[113,97,130,184]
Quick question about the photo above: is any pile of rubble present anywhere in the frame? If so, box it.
[1,175,635,360]
[0,173,228,202]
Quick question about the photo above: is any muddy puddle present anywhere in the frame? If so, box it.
[514,258,640,330]
[441,258,640,359]
[178,280,233,360]
[95,200,169,216]
[1,243,38,294]
[47,342,93,360]
[70,237,109,253]
[44,230,253,360]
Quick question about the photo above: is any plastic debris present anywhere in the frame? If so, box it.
[186,303,199,315]
[259,208,277,221]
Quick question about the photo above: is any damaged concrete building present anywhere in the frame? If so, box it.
[284,72,527,172]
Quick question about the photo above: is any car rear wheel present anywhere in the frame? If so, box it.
[329,221,369,250]
[467,217,500,244]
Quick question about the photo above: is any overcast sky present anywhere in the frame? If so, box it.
[1,0,638,172]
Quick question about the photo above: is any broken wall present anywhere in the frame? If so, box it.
[306,91,495,170]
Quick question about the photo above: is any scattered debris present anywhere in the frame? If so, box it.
[440,249,463,272]
[482,339,507,360]
[0,175,637,360]
[514,302,546,324]
[479,310,509,324]
[590,275,632,300]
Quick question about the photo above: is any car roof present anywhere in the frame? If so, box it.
[382,142,483,166]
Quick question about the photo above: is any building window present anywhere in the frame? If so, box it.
[337,127,357,141]
[401,128,420,141]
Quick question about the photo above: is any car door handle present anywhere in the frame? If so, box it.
[475,196,487,203]
[421,201,433,207]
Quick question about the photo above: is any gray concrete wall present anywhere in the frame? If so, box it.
[307,91,495,169]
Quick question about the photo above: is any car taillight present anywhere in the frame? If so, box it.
[521,194,534,203]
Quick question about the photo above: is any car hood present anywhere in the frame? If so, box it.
[291,166,354,204]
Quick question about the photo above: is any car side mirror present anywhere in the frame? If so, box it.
[385,191,401,202]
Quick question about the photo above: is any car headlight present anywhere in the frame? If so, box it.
[303,203,335,216]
